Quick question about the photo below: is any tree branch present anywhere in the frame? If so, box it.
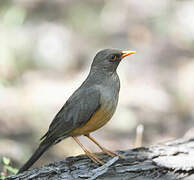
[7,137,194,180]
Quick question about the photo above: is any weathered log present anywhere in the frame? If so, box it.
[7,137,194,180]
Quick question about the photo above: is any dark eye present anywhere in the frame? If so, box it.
[109,55,117,62]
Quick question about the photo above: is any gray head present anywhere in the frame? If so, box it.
[91,49,136,73]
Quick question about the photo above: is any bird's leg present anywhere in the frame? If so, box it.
[85,134,123,158]
[72,136,104,165]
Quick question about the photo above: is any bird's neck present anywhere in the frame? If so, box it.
[84,69,119,87]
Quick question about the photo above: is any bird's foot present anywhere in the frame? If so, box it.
[101,148,123,158]
[84,149,104,165]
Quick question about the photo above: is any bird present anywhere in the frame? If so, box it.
[18,49,136,173]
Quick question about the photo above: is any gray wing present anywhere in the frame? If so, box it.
[40,87,101,144]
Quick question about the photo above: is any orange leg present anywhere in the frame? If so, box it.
[85,134,123,158]
[72,136,104,165]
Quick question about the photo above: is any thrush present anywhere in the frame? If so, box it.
[18,49,136,173]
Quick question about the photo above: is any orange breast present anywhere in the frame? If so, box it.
[70,107,113,136]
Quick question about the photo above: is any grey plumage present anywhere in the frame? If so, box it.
[18,49,134,173]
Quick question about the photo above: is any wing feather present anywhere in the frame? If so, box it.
[40,87,101,144]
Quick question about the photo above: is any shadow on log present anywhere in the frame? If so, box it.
[7,137,194,180]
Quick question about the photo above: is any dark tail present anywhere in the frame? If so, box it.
[18,142,52,174]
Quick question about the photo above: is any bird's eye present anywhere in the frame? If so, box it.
[110,55,117,62]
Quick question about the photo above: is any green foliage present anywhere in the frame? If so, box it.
[0,157,18,179]
[2,157,10,166]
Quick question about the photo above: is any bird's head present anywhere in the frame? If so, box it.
[91,49,136,73]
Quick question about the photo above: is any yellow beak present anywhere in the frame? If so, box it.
[121,50,136,59]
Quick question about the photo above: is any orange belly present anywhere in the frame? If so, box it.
[70,108,113,136]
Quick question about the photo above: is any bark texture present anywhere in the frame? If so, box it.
[7,137,194,180]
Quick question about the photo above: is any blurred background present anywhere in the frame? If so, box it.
[0,0,194,174]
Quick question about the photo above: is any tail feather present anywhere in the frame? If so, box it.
[18,143,52,174]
